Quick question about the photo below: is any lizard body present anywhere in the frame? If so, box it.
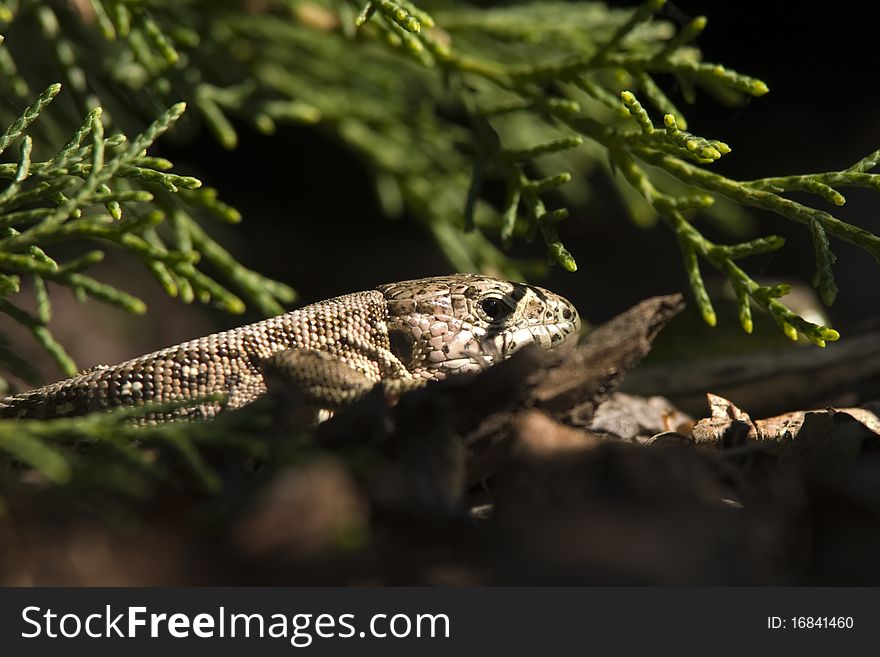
[0,274,580,422]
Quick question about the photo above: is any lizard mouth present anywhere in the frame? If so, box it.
[495,317,580,359]
[434,315,580,376]
[432,356,490,377]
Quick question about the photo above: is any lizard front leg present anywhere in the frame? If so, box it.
[261,349,428,426]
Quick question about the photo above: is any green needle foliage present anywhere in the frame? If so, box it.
[0,395,274,500]
[0,84,295,391]
[1,0,880,502]
[2,0,871,344]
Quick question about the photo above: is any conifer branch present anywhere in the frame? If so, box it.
[0,86,293,386]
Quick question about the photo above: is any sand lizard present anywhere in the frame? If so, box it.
[0,274,580,422]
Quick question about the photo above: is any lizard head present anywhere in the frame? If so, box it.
[378,274,581,380]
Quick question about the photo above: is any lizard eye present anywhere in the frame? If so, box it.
[478,297,513,322]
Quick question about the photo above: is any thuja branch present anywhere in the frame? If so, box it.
[400,1,877,344]
[3,0,878,344]
[0,394,267,497]
[0,85,294,387]
[605,91,880,345]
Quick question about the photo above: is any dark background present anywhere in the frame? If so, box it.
[9,1,880,378]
